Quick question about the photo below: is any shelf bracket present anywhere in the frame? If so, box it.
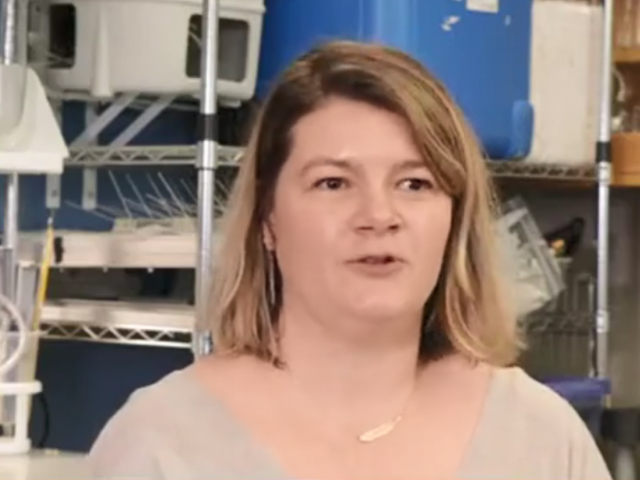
[110,95,176,147]
[53,94,180,210]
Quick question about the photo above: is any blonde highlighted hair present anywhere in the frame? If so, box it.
[210,41,521,366]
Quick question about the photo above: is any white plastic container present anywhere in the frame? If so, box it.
[527,1,603,164]
[0,332,42,455]
[44,0,264,102]
[0,65,68,175]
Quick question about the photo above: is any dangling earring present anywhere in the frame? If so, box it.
[422,285,440,333]
[423,308,437,333]
[266,250,276,308]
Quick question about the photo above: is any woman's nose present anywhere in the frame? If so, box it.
[354,187,401,235]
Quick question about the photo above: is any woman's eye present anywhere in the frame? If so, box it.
[400,178,433,191]
[314,177,348,190]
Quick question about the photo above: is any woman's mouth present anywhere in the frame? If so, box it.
[356,255,398,265]
[347,255,404,276]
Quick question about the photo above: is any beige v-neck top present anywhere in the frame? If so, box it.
[87,366,612,480]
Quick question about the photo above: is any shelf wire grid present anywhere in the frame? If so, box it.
[519,265,596,378]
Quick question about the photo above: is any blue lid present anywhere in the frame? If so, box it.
[542,377,611,406]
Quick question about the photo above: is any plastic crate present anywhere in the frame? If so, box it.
[43,0,264,102]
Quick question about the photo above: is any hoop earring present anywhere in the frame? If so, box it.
[266,250,276,308]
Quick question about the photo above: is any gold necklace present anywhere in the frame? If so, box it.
[357,414,404,443]
[355,377,417,443]
[286,369,418,444]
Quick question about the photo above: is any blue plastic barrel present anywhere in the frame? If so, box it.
[257,0,534,160]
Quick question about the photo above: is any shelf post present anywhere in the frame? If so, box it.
[1,0,21,304]
[595,0,614,379]
[193,0,220,356]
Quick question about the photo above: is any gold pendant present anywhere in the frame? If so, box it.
[357,415,403,443]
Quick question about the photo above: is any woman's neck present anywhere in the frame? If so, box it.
[275,305,423,419]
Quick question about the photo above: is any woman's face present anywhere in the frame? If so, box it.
[266,97,453,333]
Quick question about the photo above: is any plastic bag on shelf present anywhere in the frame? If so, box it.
[496,197,565,319]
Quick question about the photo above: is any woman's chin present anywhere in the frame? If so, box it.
[345,300,418,324]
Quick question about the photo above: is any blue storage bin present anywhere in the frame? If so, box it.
[543,377,611,437]
[257,0,534,160]
[543,377,611,409]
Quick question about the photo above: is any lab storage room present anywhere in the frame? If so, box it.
[1,0,640,477]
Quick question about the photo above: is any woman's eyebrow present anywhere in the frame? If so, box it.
[299,157,357,176]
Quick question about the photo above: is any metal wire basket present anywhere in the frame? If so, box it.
[519,259,596,378]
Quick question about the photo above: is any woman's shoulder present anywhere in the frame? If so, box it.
[87,361,243,478]
[100,355,247,422]
[94,359,243,435]
[489,366,586,431]
[479,366,611,478]
[107,365,207,423]
[493,367,569,406]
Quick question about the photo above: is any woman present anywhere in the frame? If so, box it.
[89,41,611,479]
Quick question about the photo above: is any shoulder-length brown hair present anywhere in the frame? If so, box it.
[209,40,521,366]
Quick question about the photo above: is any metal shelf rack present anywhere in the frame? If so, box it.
[488,160,597,181]
[1,0,614,370]
[41,300,192,348]
[65,144,598,181]
[66,145,244,167]
[33,145,599,348]
[188,0,615,377]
